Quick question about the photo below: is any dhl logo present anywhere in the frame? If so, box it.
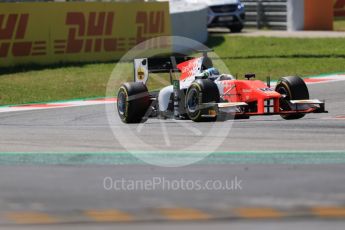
[55,11,168,54]
[0,10,168,58]
[0,14,46,58]
[0,1,171,67]
[334,0,345,16]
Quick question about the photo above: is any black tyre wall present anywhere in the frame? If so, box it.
[117,82,150,123]
[278,76,309,100]
[185,79,220,122]
[275,76,309,120]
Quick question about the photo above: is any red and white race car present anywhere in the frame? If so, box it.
[117,52,326,123]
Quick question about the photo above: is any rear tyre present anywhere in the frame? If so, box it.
[275,76,309,120]
[229,25,243,33]
[185,79,220,122]
[117,82,150,123]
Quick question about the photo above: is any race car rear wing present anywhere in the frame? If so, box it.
[134,57,191,84]
[133,53,214,85]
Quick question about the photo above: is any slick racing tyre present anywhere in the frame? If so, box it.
[275,76,309,120]
[117,82,150,123]
[185,79,220,122]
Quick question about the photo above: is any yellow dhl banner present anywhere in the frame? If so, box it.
[334,0,345,16]
[0,2,171,67]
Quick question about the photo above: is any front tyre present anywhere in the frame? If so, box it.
[185,79,220,122]
[117,82,150,123]
[275,76,309,120]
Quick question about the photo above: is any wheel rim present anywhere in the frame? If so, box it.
[187,88,199,113]
[276,84,291,111]
[276,85,289,99]
[117,90,127,116]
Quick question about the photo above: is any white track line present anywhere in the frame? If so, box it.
[0,99,116,113]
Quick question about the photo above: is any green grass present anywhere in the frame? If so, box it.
[334,17,345,31]
[207,36,345,80]
[0,63,114,105]
[1,36,345,105]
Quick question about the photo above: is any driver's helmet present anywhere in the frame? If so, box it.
[202,67,220,79]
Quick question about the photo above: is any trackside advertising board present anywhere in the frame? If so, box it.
[0,2,171,67]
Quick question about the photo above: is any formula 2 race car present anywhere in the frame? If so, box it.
[117,52,327,123]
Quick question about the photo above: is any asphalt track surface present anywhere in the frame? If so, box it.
[0,81,344,153]
[0,81,344,229]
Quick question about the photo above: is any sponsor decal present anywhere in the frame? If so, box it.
[55,11,167,55]
[134,58,148,84]
[259,88,274,92]
[177,57,203,81]
[0,14,47,58]
[177,57,203,88]
[0,2,171,67]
